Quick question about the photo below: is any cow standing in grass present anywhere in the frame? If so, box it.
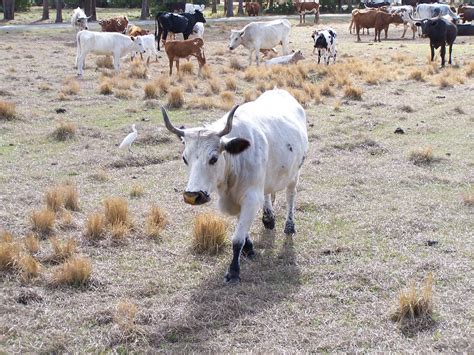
[161,89,308,283]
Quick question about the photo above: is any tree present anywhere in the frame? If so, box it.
[338,0,342,13]
[237,0,244,15]
[91,0,96,21]
[55,0,62,23]
[84,0,91,18]
[3,0,15,20]
[140,0,149,20]
[42,0,49,20]
[212,0,217,13]
[226,0,233,17]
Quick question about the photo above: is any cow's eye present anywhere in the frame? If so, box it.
[182,156,188,165]
[209,156,218,165]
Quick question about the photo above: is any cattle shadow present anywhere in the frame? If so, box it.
[150,230,301,349]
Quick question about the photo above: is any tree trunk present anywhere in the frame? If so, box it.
[84,0,91,17]
[42,0,49,20]
[258,0,263,14]
[55,0,62,23]
[269,0,274,10]
[212,0,217,13]
[3,0,15,20]
[237,0,244,15]
[91,0,96,21]
[226,0,233,17]
[140,0,148,20]
[338,0,342,13]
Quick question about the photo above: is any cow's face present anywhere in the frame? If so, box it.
[161,106,250,206]
[292,50,304,62]
[131,36,146,54]
[415,19,436,38]
[194,10,206,23]
[229,30,244,50]
[77,17,89,30]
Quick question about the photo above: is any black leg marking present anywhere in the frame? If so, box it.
[224,242,243,284]
[242,236,255,260]
[284,219,296,235]
[262,208,275,230]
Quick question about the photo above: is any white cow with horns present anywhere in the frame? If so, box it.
[228,19,291,66]
[71,7,90,34]
[161,89,308,283]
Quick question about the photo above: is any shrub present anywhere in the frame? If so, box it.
[60,79,80,96]
[192,213,228,255]
[155,75,170,96]
[225,77,237,91]
[0,100,16,120]
[115,300,138,335]
[167,88,184,108]
[110,222,130,243]
[144,82,157,99]
[99,80,113,95]
[180,62,194,75]
[409,69,426,82]
[0,238,20,271]
[52,121,76,141]
[220,91,235,110]
[51,256,92,287]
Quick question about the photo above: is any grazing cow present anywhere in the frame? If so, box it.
[387,5,416,39]
[127,24,149,37]
[99,16,129,34]
[228,19,291,66]
[294,0,320,24]
[155,10,206,51]
[374,11,399,42]
[71,7,89,34]
[76,31,146,76]
[416,4,459,21]
[412,15,457,66]
[245,2,260,16]
[160,89,308,283]
[192,22,205,38]
[185,3,205,13]
[312,28,337,64]
[164,38,206,75]
[131,34,159,64]
[458,4,474,23]
[264,50,304,66]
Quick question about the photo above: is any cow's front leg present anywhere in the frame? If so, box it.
[284,178,298,235]
[262,194,275,230]
[430,44,435,62]
[248,50,253,66]
[255,47,260,66]
[448,43,453,65]
[317,49,321,64]
[225,193,261,284]
[440,45,446,67]
[113,53,121,72]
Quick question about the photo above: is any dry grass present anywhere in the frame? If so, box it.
[52,121,76,141]
[462,190,474,206]
[84,213,105,241]
[104,197,130,226]
[0,230,14,243]
[243,90,257,103]
[155,75,170,96]
[409,146,434,165]
[229,57,244,70]
[24,233,40,254]
[17,254,42,282]
[45,186,64,212]
[180,61,194,75]
[0,100,16,120]
[343,84,363,100]
[225,77,237,91]
[49,237,77,262]
[167,87,184,108]
[96,55,114,69]
[143,82,158,99]
[110,222,130,243]
[220,91,235,110]
[115,89,133,100]
[130,184,144,198]
[391,273,434,323]
[364,71,380,85]
[0,238,20,271]
[60,79,80,96]
[128,59,148,79]
[62,184,79,211]
[244,67,259,81]
[51,256,92,287]
[208,77,221,94]
[145,205,167,239]
[59,210,75,229]
[192,213,228,255]
[99,79,113,95]
[288,88,310,107]
[320,81,335,97]
[333,100,341,112]
[466,61,474,77]
[409,69,426,82]
[38,82,51,91]
[188,97,216,109]
[115,300,138,335]
[30,208,55,236]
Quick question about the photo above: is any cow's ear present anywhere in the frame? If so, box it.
[415,22,421,26]
[221,137,250,155]
[131,36,135,41]
[239,31,245,37]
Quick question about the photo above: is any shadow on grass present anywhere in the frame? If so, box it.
[151,230,301,349]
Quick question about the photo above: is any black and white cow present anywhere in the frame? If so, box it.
[161,89,308,284]
[154,10,206,51]
[311,28,337,65]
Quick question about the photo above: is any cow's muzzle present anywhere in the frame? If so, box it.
[229,46,234,50]
[183,191,210,205]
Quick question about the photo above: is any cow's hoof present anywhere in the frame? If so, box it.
[284,221,296,235]
[262,209,275,230]
[224,270,240,284]
[242,248,256,260]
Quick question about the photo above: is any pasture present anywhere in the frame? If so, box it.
[1,17,473,352]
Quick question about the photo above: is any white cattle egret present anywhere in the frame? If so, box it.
[119,124,138,153]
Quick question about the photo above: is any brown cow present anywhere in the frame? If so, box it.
[98,16,129,34]
[458,4,474,23]
[128,24,149,37]
[294,1,320,24]
[374,11,399,42]
[245,2,260,16]
[353,10,382,41]
[349,8,377,34]
[164,38,206,75]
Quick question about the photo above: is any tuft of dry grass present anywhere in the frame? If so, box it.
[333,100,341,112]
[104,197,130,226]
[60,210,75,229]
[409,146,434,165]
[180,62,194,75]
[187,97,216,109]
[145,205,167,239]
[143,82,157,99]
[391,273,434,323]
[84,213,105,241]
[200,64,214,80]
[192,213,228,255]
[45,186,64,212]
[243,90,256,103]
[0,100,16,120]
[49,237,77,262]
[155,75,170,96]
[96,55,114,69]
[0,230,14,243]
[0,238,20,271]
[30,208,55,236]
[110,222,130,243]
[90,169,110,182]
[220,91,235,110]
[466,61,474,77]
[115,300,138,335]
[244,67,259,81]
[225,77,237,91]
[18,254,42,282]
[51,256,92,287]
[60,79,80,96]
[343,84,363,100]
[128,59,148,79]
[319,81,335,97]
[99,79,113,95]
[24,233,40,254]
[462,190,474,206]
[38,82,51,91]
[130,184,144,198]
[408,69,426,82]
[62,184,79,211]
[52,121,76,141]
[115,89,133,100]
[364,71,380,85]
[229,58,244,70]
[208,77,221,94]
[167,87,184,108]
[288,88,310,108]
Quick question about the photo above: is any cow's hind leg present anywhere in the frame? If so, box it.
[448,43,453,65]
[284,178,298,235]
[262,194,275,230]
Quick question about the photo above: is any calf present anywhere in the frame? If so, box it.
[164,38,206,75]
[127,24,149,37]
[353,9,380,41]
[70,7,89,35]
[374,11,399,42]
[295,1,320,24]
[245,2,260,16]
[160,89,308,283]
[413,15,457,66]
[312,28,337,64]
[76,31,145,76]
[131,34,159,64]
[265,50,304,66]
[99,16,129,34]
[458,4,474,23]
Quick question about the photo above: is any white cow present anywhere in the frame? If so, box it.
[264,50,304,66]
[192,22,205,38]
[161,89,308,283]
[228,19,291,66]
[312,28,337,65]
[185,3,205,14]
[71,7,90,34]
[131,34,159,63]
[416,3,459,21]
[389,5,417,39]
[76,31,146,76]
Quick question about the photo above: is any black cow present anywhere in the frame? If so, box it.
[414,16,457,66]
[155,11,206,51]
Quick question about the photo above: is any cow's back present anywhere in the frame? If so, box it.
[244,20,290,48]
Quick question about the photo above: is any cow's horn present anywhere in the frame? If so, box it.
[218,105,239,137]
[161,106,184,137]
[409,13,422,22]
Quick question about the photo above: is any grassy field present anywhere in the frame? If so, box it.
[0,18,473,352]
